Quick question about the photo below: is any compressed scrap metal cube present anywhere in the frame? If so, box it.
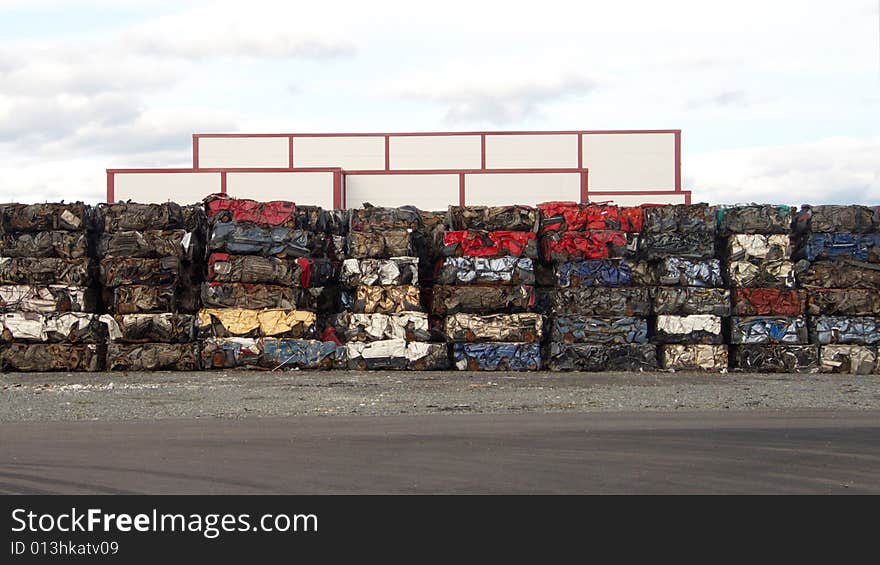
[651,287,731,316]
[809,316,880,345]
[639,232,715,261]
[731,344,819,373]
[412,211,446,275]
[554,260,636,287]
[659,344,728,371]
[98,230,195,259]
[109,285,176,315]
[346,339,449,370]
[349,206,421,232]
[339,257,419,288]
[352,285,422,314]
[205,195,298,228]
[197,308,316,339]
[207,254,306,286]
[97,202,191,232]
[794,205,879,234]
[717,204,794,236]
[732,288,805,316]
[100,257,180,287]
[99,313,196,343]
[0,312,105,343]
[536,202,632,234]
[0,202,90,233]
[730,316,808,344]
[430,284,535,316]
[261,338,348,370]
[654,315,723,344]
[294,206,349,235]
[447,205,537,232]
[806,289,880,316]
[550,316,648,344]
[655,258,724,287]
[552,287,652,317]
[0,231,89,259]
[726,259,796,288]
[643,204,715,234]
[435,256,535,285]
[200,337,263,369]
[0,257,93,286]
[442,230,538,259]
[545,343,657,372]
[541,231,635,262]
[443,313,543,343]
[106,342,200,371]
[347,230,413,259]
[727,234,792,262]
[330,312,430,342]
[200,282,339,312]
[0,285,96,313]
[796,233,880,263]
[452,342,541,371]
[207,223,320,258]
[0,342,103,372]
[795,260,880,289]
[819,345,878,374]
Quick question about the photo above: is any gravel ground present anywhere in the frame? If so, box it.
[1,369,879,421]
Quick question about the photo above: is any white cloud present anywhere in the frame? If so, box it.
[687,136,880,205]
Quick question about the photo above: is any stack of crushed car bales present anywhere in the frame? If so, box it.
[539,202,656,371]
[0,202,104,371]
[96,202,204,371]
[199,195,346,370]
[334,205,447,370]
[719,204,815,373]
[644,204,729,372]
[794,205,880,374]
[436,205,543,371]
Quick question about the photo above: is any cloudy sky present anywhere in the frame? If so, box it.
[0,0,877,204]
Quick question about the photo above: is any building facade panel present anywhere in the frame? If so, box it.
[485,133,578,169]
[582,133,676,190]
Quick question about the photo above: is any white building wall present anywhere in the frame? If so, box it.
[485,134,578,169]
[582,133,676,190]
[113,172,221,204]
[226,172,335,208]
[345,174,459,209]
[198,137,289,168]
[590,193,688,205]
[389,136,481,170]
[465,173,580,206]
[293,136,385,170]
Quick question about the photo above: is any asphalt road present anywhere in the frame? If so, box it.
[1,410,878,494]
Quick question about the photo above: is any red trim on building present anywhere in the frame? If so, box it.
[589,190,690,196]
[332,171,343,209]
[289,137,294,168]
[384,135,390,171]
[674,130,682,191]
[343,167,587,175]
[577,134,583,169]
[459,173,465,206]
[480,134,486,169]
[106,172,114,202]
[220,171,227,194]
[107,167,343,174]
[192,135,199,169]
[194,129,681,138]
[580,171,588,204]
